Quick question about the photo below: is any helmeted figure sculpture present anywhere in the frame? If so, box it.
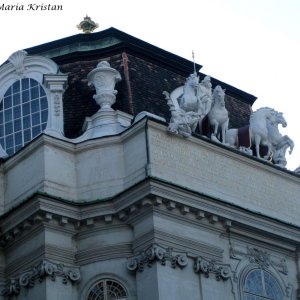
[198,75,213,118]
[163,72,224,140]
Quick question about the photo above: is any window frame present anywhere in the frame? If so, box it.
[241,267,285,300]
[0,50,67,158]
[86,278,128,300]
[0,78,49,156]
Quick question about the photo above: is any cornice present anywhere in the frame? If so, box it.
[76,243,132,265]
[0,178,299,250]
[132,228,224,261]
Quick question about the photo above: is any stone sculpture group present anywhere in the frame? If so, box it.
[0,57,297,171]
[163,72,294,169]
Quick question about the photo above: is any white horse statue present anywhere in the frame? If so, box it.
[226,107,276,159]
[226,107,293,165]
[208,85,229,144]
[249,107,281,159]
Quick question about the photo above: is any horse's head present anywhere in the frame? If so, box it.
[274,112,287,128]
[265,110,287,129]
[212,85,225,106]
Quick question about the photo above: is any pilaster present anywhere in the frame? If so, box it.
[43,74,68,138]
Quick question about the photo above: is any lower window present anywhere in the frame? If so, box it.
[87,279,128,300]
[243,269,283,300]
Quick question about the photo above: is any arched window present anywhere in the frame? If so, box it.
[0,78,48,156]
[87,279,128,300]
[243,269,284,300]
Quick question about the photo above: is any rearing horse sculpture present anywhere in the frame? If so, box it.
[267,111,294,167]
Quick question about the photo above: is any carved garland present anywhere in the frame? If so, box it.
[127,244,188,272]
[1,259,81,297]
[194,257,231,281]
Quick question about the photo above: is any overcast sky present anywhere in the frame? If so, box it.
[0,0,299,170]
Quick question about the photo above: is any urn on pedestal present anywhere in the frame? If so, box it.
[87,61,121,111]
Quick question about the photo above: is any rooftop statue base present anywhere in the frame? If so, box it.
[82,109,131,139]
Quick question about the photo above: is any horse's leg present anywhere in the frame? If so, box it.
[198,117,204,135]
[261,140,272,160]
[221,120,229,144]
[225,129,237,148]
[254,135,261,158]
[210,121,221,143]
[212,121,218,137]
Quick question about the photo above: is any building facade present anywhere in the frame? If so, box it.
[0,27,299,300]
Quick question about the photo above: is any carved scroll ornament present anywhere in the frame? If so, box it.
[1,259,80,297]
[127,244,188,272]
[194,256,231,281]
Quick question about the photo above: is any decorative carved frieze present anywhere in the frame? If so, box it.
[1,259,80,297]
[194,257,231,281]
[127,244,188,272]
[247,247,270,268]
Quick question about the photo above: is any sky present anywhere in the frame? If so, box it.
[0,0,299,171]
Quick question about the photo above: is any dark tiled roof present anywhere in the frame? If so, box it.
[22,27,256,137]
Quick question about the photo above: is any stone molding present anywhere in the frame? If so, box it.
[230,245,293,299]
[1,182,300,251]
[230,246,289,276]
[194,256,231,281]
[127,243,188,272]
[1,259,80,297]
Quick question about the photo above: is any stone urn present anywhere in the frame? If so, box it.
[87,61,121,111]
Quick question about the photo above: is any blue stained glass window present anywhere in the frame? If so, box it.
[5,122,13,135]
[4,96,12,109]
[14,119,22,131]
[243,269,283,300]
[24,129,31,143]
[30,79,38,87]
[12,81,20,93]
[23,116,31,129]
[40,96,48,110]
[0,78,48,156]
[22,103,30,116]
[13,93,20,105]
[31,99,40,113]
[22,78,29,90]
[5,87,12,96]
[31,86,39,99]
[31,113,40,126]
[5,135,13,148]
[22,90,30,103]
[14,132,22,146]
[5,109,13,122]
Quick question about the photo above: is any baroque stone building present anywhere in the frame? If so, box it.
[0,26,299,300]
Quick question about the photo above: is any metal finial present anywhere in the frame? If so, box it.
[77,15,99,33]
[192,50,196,74]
